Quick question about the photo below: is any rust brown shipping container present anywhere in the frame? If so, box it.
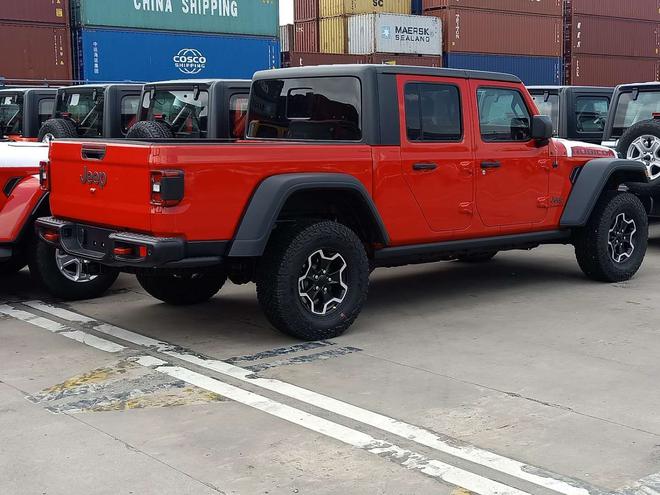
[370,54,442,67]
[1,0,69,25]
[427,9,562,57]
[294,0,319,22]
[570,0,660,22]
[0,22,72,82]
[570,15,660,58]
[284,52,370,67]
[569,54,660,86]
[422,0,562,16]
[294,20,319,52]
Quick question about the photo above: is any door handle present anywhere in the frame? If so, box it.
[481,161,501,169]
[413,162,438,171]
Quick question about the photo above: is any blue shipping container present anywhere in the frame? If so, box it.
[411,0,423,14]
[443,53,562,86]
[76,28,280,82]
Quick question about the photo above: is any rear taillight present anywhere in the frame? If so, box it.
[150,170,184,207]
[39,160,50,191]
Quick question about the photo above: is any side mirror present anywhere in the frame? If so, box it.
[531,115,553,141]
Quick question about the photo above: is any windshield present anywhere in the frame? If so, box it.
[530,93,559,136]
[56,90,104,137]
[0,94,23,136]
[612,90,660,138]
[140,89,209,138]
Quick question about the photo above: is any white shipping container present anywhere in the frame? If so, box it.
[348,14,442,56]
[279,24,294,53]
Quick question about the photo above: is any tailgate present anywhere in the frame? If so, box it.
[49,141,153,232]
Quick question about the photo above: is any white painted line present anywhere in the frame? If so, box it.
[5,303,531,495]
[22,300,97,323]
[28,301,596,495]
[134,355,168,367]
[157,365,530,495]
[59,331,125,353]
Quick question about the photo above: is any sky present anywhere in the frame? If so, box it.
[280,0,293,25]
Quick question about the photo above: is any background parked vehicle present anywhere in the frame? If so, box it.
[127,79,251,139]
[38,84,142,141]
[37,65,650,341]
[528,86,613,144]
[0,87,58,141]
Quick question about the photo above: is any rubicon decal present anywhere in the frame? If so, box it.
[173,48,207,74]
[80,166,107,189]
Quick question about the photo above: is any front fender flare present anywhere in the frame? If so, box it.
[228,173,388,257]
[560,158,649,227]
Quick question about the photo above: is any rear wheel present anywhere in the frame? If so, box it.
[29,241,119,300]
[574,192,647,282]
[126,121,174,139]
[136,269,226,305]
[38,119,77,142]
[256,221,369,341]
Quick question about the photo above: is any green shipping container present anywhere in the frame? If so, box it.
[73,0,279,37]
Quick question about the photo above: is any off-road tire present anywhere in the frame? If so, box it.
[256,221,370,341]
[136,270,226,305]
[38,119,77,141]
[28,241,119,300]
[456,251,498,263]
[574,191,647,282]
[126,121,174,139]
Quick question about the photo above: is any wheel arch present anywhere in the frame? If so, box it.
[228,174,389,257]
[560,158,649,227]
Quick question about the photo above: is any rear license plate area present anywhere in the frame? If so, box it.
[77,226,110,254]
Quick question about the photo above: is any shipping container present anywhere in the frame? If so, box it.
[319,0,411,18]
[0,22,72,82]
[411,0,423,15]
[295,20,319,52]
[428,8,562,57]
[295,0,318,21]
[283,51,440,67]
[320,16,347,53]
[72,0,279,37]
[569,54,660,86]
[422,0,562,16]
[569,16,660,58]
[280,24,294,53]
[348,14,441,55]
[444,53,562,85]
[570,0,660,22]
[370,53,441,66]
[75,28,279,82]
[1,0,69,24]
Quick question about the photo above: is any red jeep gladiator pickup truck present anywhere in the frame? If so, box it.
[37,65,650,340]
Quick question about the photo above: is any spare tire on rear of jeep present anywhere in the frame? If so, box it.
[617,119,660,182]
[38,118,78,142]
[126,120,174,139]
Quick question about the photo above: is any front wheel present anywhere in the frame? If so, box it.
[256,221,370,341]
[136,270,226,305]
[29,241,119,300]
[574,192,648,282]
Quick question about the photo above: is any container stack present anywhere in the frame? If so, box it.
[423,0,564,85]
[564,0,660,86]
[285,0,443,68]
[0,0,73,83]
[71,0,281,82]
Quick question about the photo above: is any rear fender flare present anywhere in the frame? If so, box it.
[0,175,48,244]
[228,173,388,257]
[560,158,649,227]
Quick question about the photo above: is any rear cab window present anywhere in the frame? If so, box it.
[38,98,55,128]
[229,93,249,138]
[477,87,532,142]
[611,90,660,139]
[247,77,362,141]
[140,88,209,138]
[56,90,104,137]
[120,95,140,135]
[0,93,24,136]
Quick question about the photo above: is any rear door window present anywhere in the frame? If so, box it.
[575,96,609,133]
[405,83,462,142]
[477,87,532,142]
[0,94,23,135]
[38,98,54,127]
[142,89,209,138]
[229,93,249,138]
[120,95,140,135]
[247,77,361,141]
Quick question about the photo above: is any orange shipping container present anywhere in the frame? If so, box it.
[427,9,562,57]
[1,0,69,25]
[571,0,660,22]
[570,54,660,86]
[422,0,562,16]
[0,22,72,82]
[570,15,660,58]
[294,20,319,52]
[294,0,319,22]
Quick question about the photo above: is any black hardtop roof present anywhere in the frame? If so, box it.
[615,81,660,91]
[0,87,59,95]
[527,85,613,91]
[253,64,521,83]
[144,79,250,87]
[57,83,142,93]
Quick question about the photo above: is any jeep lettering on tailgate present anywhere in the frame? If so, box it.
[80,166,107,189]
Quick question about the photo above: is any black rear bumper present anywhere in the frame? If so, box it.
[35,217,229,269]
